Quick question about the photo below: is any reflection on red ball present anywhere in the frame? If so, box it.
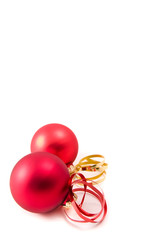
[30,124,78,166]
[10,152,70,213]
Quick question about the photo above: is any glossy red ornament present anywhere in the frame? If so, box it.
[10,152,70,213]
[31,124,78,166]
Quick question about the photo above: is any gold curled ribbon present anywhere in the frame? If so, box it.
[68,154,108,184]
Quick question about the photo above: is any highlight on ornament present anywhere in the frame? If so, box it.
[10,123,108,224]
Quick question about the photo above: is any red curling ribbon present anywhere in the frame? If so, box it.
[63,173,107,223]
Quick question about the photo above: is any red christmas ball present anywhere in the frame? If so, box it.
[30,124,78,166]
[10,152,70,213]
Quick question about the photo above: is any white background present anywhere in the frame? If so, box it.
[0,0,160,239]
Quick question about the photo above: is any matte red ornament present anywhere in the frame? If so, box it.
[31,124,78,166]
[10,152,70,213]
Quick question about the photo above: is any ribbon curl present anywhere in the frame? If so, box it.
[68,154,108,184]
[63,173,107,223]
